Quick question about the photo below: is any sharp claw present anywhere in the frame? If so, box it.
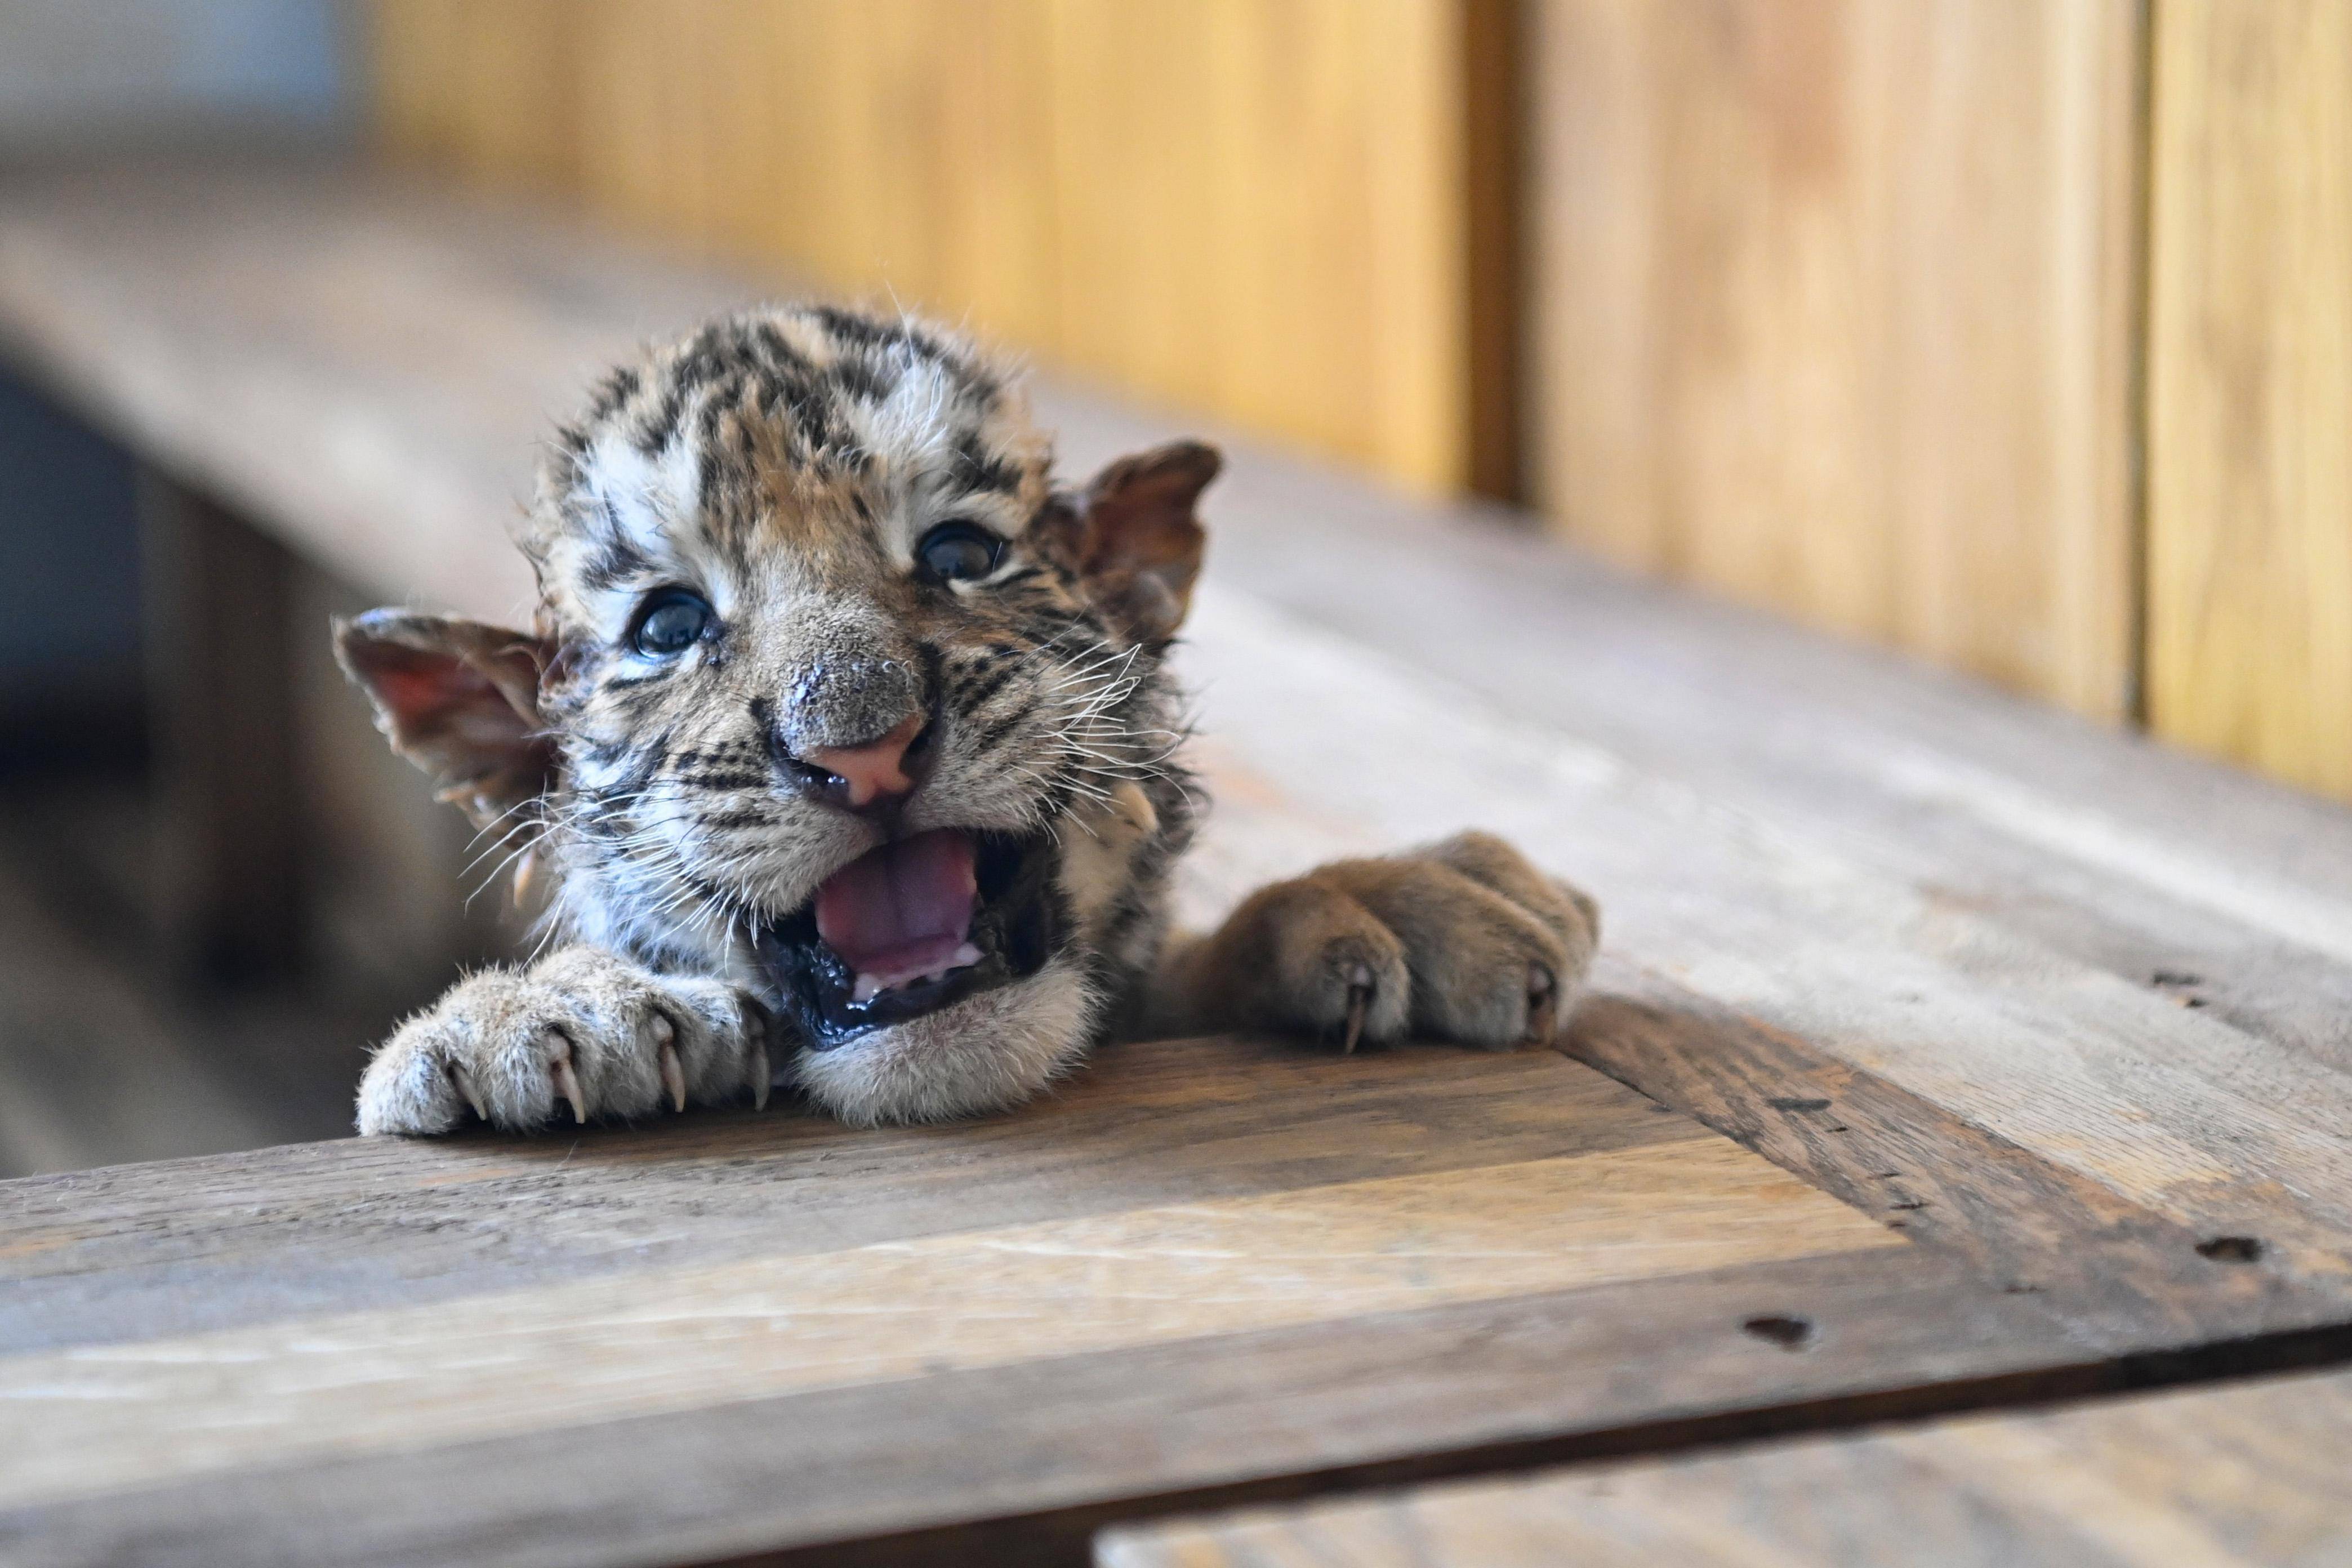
[1342,964,1375,1054]
[554,1059,588,1124]
[645,1013,686,1112]
[449,1061,487,1121]
[1524,963,1557,1045]
[740,1006,771,1111]
[545,1032,589,1124]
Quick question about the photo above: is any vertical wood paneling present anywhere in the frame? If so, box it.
[365,0,1493,494]
[366,0,576,190]
[1530,0,2142,719]
[1046,0,1475,491]
[2148,0,2352,800]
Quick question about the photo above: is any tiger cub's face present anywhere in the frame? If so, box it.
[339,305,1215,1124]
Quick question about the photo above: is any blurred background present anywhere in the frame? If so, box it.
[0,1,2342,1174]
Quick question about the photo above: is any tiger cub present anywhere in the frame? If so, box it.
[338,304,1597,1131]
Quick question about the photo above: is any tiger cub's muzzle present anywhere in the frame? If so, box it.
[752,826,1063,1050]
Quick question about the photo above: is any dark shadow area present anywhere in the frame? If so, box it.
[0,372,514,1176]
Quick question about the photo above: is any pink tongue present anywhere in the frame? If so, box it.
[814,830,979,983]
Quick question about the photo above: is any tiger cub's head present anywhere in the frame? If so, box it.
[337,304,1214,1124]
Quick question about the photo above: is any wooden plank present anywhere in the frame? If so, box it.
[1166,585,2352,1290]
[1,1039,1685,1351]
[1565,972,2327,1347]
[8,157,2352,1561]
[8,159,2352,1297]
[6,1248,2088,1568]
[1,1140,1892,1511]
[2148,0,2352,801]
[1529,0,2142,717]
[0,1036,2073,1568]
[1100,1364,2352,1567]
[8,161,2352,1297]
[0,160,678,619]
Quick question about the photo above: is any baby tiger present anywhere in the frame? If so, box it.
[338,304,1598,1132]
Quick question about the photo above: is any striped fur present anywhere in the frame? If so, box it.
[346,303,1597,1136]
[520,305,1194,1122]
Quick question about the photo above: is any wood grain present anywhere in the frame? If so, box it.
[1173,585,2352,1286]
[1529,0,2142,718]
[2,1039,1683,1351]
[0,1139,1891,1511]
[1565,972,2331,1347]
[365,0,1498,494]
[2147,0,2352,800]
[1100,1365,2352,1567]
[10,1246,2084,1568]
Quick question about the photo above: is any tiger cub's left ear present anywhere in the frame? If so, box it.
[1068,439,1220,644]
[333,609,558,828]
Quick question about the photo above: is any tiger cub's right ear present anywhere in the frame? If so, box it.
[333,609,558,828]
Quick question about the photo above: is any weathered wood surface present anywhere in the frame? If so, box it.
[6,1037,2025,1568]
[7,158,2352,1563]
[1101,1364,2352,1568]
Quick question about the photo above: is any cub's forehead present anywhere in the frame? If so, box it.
[525,305,1050,608]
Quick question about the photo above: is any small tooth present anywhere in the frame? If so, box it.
[852,973,883,1003]
[951,942,983,968]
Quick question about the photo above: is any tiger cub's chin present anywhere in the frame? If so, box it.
[786,956,1102,1126]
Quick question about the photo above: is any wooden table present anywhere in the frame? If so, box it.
[1102,1365,2352,1567]
[3,156,2352,1566]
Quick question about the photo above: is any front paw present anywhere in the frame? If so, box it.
[1208,831,1598,1052]
[357,948,771,1135]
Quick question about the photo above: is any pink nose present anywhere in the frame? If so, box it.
[802,714,925,809]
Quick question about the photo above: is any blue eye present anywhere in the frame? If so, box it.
[630,589,712,656]
[916,521,1004,583]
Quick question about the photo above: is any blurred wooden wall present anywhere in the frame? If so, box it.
[370,1,2352,802]
[1529,0,2144,722]
[2148,0,2352,801]
[366,0,1513,496]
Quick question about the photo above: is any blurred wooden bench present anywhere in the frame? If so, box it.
[6,155,2352,1566]
[1101,1363,2352,1567]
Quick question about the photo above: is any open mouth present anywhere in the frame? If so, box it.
[754,828,1061,1050]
